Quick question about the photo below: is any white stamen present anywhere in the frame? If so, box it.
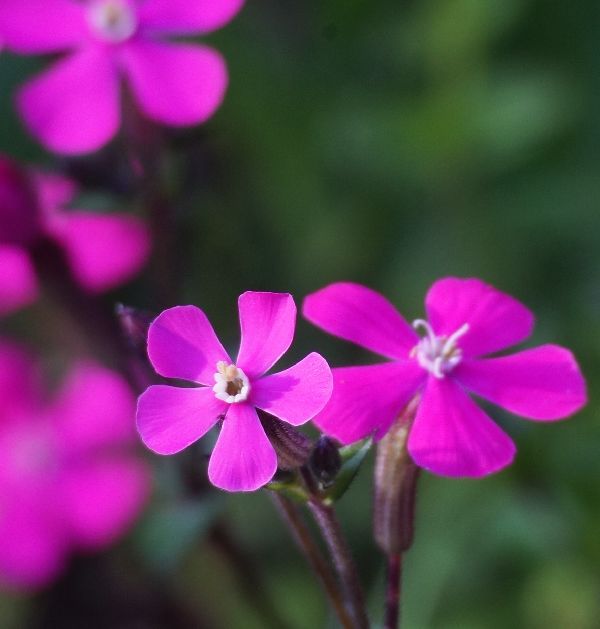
[87,0,137,43]
[213,361,250,404]
[412,320,470,378]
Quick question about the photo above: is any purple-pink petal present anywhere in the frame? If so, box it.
[17,49,120,155]
[138,0,245,35]
[408,377,516,477]
[208,403,277,492]
[236,292,297,378]
[0,499,66,590]
[46,211,151,293]
[147,305,230,385]
[121,41,228,127]
[0,340,41,418]
[303,282,418,360]
[59,458,150,550]
[137,385,226,455]
[0,246,38,316]
[52,363,137,456]
[425,277,534,358]
[252,352,333,426]
[455,345,587,421]
[312,362,426,445]
[0,0,85,54]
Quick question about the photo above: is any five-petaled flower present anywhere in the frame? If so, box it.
[303,278,587,477]
[0,340,149,590]
[0,0,245,154]
[0,155,150,316]
[136,292,333,492]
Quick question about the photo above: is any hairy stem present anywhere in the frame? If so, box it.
[306,498,370,629]
[271,493,355,629]
[384,553,402,629]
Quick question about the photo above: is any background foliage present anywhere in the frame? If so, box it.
[1,0,599,627]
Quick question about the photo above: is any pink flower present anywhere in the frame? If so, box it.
[0,0,244,154]
[0,156,150,316]
[303,278,587,477]
[136,292,333,492]
[0,340,150,590]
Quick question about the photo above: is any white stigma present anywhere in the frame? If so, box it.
[213,362,251,404]
[87,0,138,43]
[411,319,469,378]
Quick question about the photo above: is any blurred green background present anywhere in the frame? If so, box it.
[1,0,599,627]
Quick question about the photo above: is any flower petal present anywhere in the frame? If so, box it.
[0,499,66,590]
[32,171,77,212]
[121,41,227,127]
[0,156,40,246]
[139,0,244,35]
[312,362,425,444]
[236,292,297,378]
[252,352,333,426]
[0,340,40,417]
[46,211,151,293]
[303,282,418,360]
[455,345,587,421]
[408,377,516,477]
[0,246,38,316]
[137,385,226,455]
[59,457,149,550]
[0,0,86,54]
[147,306,230,384]
[52,363,137,455]
[425,277,534,357]
[17,49,120,155]
[208,403,277,492]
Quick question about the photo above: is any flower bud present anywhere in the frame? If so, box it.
[0,156,40,246]
[373,397,420,555]
[309,436,342,488]
[259,411,312,470]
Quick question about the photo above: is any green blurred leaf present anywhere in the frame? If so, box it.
[323,438,372,505]
[135,496,223,574]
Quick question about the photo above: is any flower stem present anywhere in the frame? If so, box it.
[384,553,402,629]
[305,497,370,629]
[373,399,421,629]
[271,493,355,629]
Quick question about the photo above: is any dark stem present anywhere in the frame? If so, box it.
[306,497,370,629]
[209,524,291,629]
[271,493,355,629]
[384,553,402,629]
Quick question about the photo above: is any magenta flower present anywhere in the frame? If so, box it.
[303,278,587,477]
[0,340,150,590]
[0,156,150,316]
[0,0,244,154]
[136,292,333,492]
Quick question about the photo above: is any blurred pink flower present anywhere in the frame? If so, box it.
[0,156,150,316]
[0,0,245,154]
[0,340,150,590]
[303,278,587,477]
[137,292,333,492]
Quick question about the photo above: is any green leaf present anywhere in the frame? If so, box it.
[135,496,224,574]
[322,438,372,505]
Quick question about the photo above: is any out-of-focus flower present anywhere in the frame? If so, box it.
[0,0,245,154]
[303,278,587,477]
[137,292,333,492]
[0,340,150,590]
[0,156,150,316]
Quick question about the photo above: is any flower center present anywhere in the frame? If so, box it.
[87,0,138,43]
[213,362,251,404]
[411,319,469,378]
